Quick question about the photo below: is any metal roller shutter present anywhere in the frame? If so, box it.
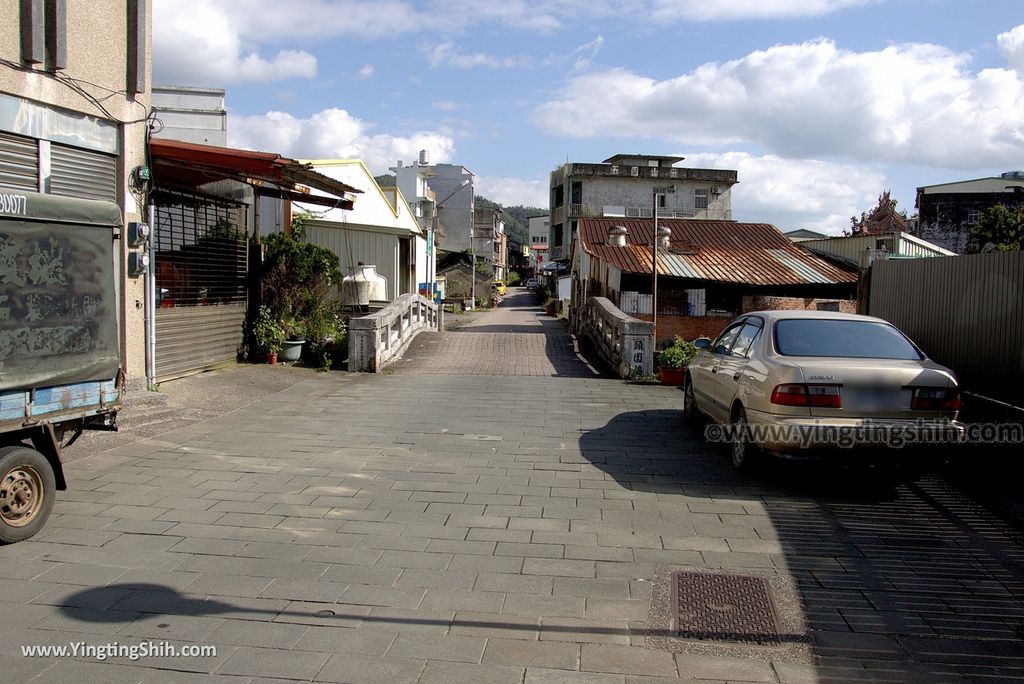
[153,189,250,382]
[0,131,39,192]
[50,143,117,202]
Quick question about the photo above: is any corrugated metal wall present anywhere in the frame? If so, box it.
[306,224,399,300]
[0,132,39,192]
[155,303,246,382]
[869,252,1024,402]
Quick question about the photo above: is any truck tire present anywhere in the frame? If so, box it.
[0,446,56,544]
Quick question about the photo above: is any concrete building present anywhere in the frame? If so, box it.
[474,207,506,280]
[548,154,737,261]
[528,215,549,271]
[913,172,1024,254]
[151,85,227,146]
[0,0,151,387]
[392,154,475,255]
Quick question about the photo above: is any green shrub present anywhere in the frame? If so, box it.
[656,336,699,369]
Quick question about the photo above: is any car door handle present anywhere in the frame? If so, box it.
[711,367,719,374]
[732,372,742,381]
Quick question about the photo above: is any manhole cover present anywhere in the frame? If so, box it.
[672,571,781,643]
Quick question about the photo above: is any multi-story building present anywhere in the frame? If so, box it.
[392,153,475,256]
[390,154,436,233]
[913,172,1024,254]
[548,154,737,261]
[528,215,549,271]
[473,207,506,279]
[0,0,151,386]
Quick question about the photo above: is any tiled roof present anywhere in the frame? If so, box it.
[578,218,856,286]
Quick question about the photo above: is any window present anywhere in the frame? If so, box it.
[774,320,923,359]
[711,322,744,355]
[694,189,709,210]
[552,223,563,247]
[658,194,666,209]
[552,185,564,208]
[729,320,763,358]
[966,209,980,225]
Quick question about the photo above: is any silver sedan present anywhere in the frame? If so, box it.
[683,310,965,472]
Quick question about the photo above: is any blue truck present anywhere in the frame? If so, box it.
[0,191,122,543]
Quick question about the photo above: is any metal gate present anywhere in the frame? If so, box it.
[0,132,39,192]
[153,189,250,382]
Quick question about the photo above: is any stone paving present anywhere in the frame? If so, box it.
[1,288,1023,682]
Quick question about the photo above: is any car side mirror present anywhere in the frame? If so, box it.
[693,337,711,350]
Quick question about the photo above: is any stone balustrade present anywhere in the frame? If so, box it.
[348,293,443,372]
[576,296,654,379]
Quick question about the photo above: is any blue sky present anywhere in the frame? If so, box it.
[154,0,1024,234]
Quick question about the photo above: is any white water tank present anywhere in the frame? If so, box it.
[341,263,388,305]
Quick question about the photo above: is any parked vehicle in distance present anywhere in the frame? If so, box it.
[492,281,507,296]
[525,277,538,289]
[683,310,965,473]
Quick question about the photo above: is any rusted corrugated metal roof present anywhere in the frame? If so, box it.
[579,218,856,286]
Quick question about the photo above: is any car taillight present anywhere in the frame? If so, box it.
[912,388,960,411]
[770,383,841,408]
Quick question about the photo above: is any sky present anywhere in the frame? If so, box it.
[153,0,1024,235]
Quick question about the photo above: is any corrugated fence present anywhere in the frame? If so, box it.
[869,251,1024,403]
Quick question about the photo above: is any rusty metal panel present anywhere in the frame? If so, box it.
[672,571,781,643]
[869,252,1024,402]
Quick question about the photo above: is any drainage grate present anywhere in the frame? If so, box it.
[672,571,782,643]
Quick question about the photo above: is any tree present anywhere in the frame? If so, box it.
[971,204,1024,252]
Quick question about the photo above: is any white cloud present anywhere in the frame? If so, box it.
[153,0,316,85]
[475,176,549,208]
[229,108,456,175]
[424,43,532,69]
[686,152,885,234]
[999,24,1024,76]
[357,64,375,78]
[432,101,458,111]
[534,36,1024,170]
[571,35,605,71]
[649,0,877,22]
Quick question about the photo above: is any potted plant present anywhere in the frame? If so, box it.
[657,337,699,385]
[279,316,306,363]
[253,306,284,364]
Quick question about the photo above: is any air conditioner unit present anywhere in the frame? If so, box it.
[710,186,722,195]
[630,166,639,177]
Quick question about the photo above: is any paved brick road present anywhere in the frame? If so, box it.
[2,290,1023,682]
[394,289,599,377]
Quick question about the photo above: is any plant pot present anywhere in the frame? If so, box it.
[280,339,305,363]
[658,367,687,385]
[266,352,278,365]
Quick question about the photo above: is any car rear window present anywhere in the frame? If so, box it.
[774,319,923,359]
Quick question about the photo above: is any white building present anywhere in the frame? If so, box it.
[528,216,549,271]
[294,160,429,300]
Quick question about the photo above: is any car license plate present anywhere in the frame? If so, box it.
[842,386,905,410]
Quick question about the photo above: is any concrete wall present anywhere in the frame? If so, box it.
[0,0,152,388]
[580,177,732,220]
[429,165,474,252]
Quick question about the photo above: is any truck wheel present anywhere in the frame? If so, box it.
[0,446,56,544]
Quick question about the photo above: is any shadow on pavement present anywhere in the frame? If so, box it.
[579,409,1024,682]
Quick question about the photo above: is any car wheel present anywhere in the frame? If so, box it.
[0,446,56,544]
[731,408,761,475]
[682,375,700,423]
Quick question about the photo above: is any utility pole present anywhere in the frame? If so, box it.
[652,185,675,340]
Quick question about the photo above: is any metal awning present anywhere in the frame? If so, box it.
[150,138,361,209]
